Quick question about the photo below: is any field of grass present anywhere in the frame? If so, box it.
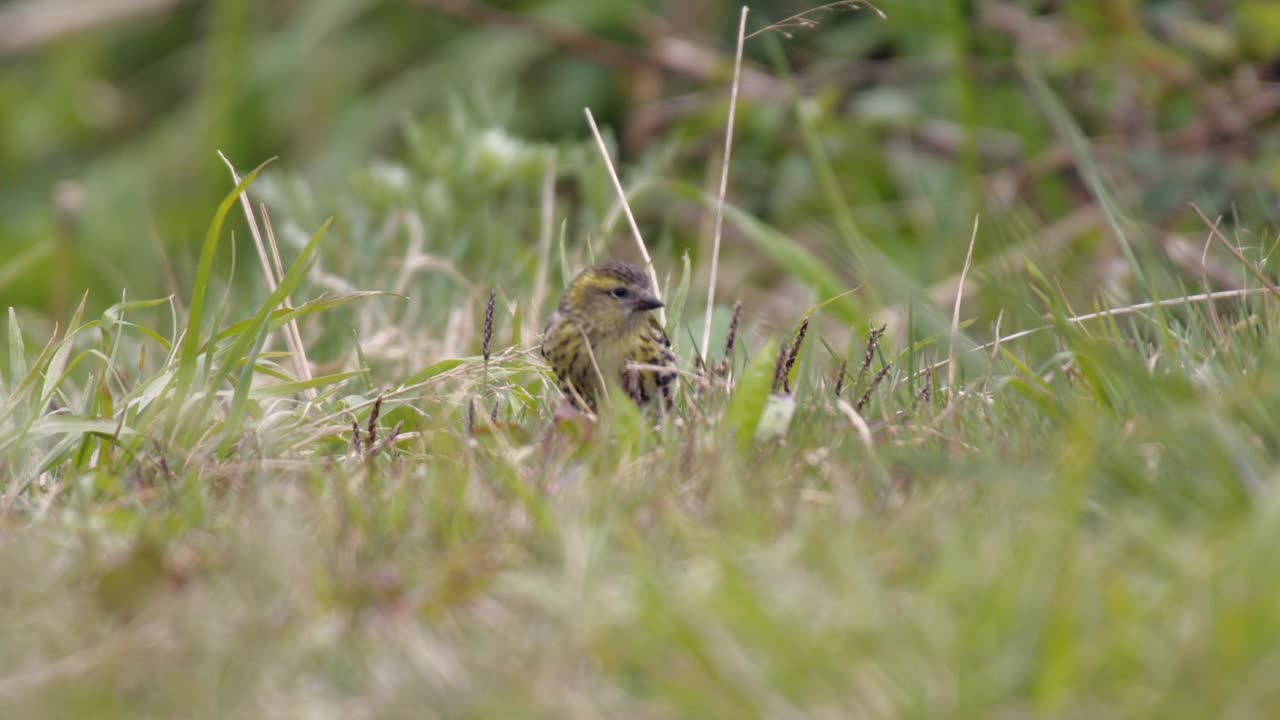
[5,1,1280,717]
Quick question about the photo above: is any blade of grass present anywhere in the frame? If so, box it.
[217,219,332,450]
[1020,61,1148,291]
[727,338,778,453]
[211,292,393,345]
[249,370,368,400]
[169,161,270,435]
[665,251,692,346]
[8,307,27,389]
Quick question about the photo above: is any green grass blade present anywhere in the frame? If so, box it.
[169,161,270,433]
[665,250,692,346]
[400,358,468,388]
[727,338,778,453]
[249,370,367,399]
[216,218,332,449]
[211,291,393,345]
[8,307,26,389]
[1020,61,1148,291]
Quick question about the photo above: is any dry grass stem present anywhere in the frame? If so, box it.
[1190,203,1280,302]
[745,1,884,41]
[836,397,874,448]
[923,286,1278,377]
[530,150,557,335]
[1197,223,1227,340]
[216,152,314,393]
[701,6,748,364]
[583,108,664,326]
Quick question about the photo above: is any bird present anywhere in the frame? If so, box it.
[541,260,677,412]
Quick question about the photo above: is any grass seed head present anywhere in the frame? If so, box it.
[857,361,892,414]
[782,316,809,393]
[483,289,495,363]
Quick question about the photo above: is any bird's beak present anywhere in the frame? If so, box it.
[634,293,664,312]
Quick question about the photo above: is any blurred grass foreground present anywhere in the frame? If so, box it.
[6,1,1280,717]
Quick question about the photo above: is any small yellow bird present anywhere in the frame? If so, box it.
[541,260,676,412]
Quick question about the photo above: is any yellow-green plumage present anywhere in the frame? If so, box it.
[542,261,676,411]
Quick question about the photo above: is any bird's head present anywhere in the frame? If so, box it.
[563,260,663,337]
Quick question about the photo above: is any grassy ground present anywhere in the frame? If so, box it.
[5,1,1280,717]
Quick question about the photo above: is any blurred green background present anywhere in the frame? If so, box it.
[2,0,1280,324]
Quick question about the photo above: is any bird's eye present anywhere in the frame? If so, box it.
[611,287,630,299]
